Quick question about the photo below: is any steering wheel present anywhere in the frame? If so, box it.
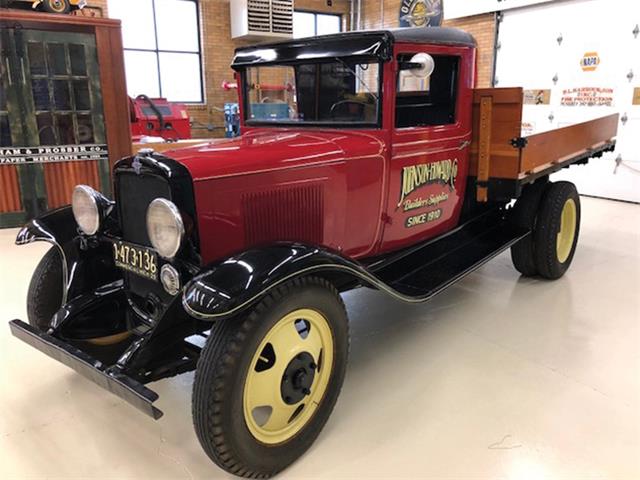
[329,100,369,120]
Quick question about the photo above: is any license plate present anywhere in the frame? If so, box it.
[113,241,158,281]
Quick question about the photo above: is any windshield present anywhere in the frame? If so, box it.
[244,59,381,126]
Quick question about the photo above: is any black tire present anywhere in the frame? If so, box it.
[192,276,349,478]
[27,247,64,332]
[534,181,581,280]
[509,180,548,276]
[41,0,71,14]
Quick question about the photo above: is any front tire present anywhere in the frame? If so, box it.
[192,276,349,478]
[27,247,64,332]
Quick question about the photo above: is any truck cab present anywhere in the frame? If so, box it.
[8,27,617,479]
[166,28,476,262]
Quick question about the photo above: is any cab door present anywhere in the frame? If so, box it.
[379,43,475,254]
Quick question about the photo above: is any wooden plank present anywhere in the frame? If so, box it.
[476,96,492,202]
[96,26,132,170]
[470,87,523,180]
[520,114,619,174]
[0,9,122,30]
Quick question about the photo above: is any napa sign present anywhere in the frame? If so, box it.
[444,0,556,20]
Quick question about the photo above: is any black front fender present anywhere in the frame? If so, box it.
[15,206,120,304]
[182,243,394,321]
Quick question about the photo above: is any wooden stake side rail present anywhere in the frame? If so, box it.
[519,114,619,175]
[470,88,523,181]
[470,87,619,202]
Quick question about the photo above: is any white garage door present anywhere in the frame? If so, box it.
[495,0,640,202]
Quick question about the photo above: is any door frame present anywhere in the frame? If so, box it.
[378,42,476,254]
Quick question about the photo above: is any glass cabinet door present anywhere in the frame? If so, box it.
[0,27,111,228]
[1,26,30,226]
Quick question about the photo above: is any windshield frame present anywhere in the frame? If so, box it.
[241,57,385,129]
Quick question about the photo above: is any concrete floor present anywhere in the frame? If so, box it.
[1,196,639,479]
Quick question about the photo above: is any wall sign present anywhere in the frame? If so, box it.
[523,89,551,105]
[561,88,614,107]
[0,144,109,165]
[521,122,536,136]
[399,0,444,27]
[580,52,600,72]
[633,87,640,106]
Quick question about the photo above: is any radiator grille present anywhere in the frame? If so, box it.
[243,184,324,246]
[116,172,171,246]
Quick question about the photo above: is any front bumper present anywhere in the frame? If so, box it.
[9,319,163,420]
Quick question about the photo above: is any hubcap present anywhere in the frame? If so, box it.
[556,198,577,263]
[50,0,65,11]
[243,309,334,444]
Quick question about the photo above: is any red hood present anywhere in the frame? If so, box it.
[163,129,385,182]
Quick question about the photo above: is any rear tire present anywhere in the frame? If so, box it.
[192,276,349,478]
[534,181,580,279]
[27,247,64,332]
[509,180,548,276]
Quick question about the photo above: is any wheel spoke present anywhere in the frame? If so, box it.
[269,319,305,365]
[246,366,282,410]
[304,323,324,364]
[263,400,300,431]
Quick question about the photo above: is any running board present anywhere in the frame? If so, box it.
[373,217,529,301]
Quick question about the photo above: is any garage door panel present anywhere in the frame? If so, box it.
[496,0,640,202]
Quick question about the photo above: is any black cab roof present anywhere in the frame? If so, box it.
[232,27,476,69]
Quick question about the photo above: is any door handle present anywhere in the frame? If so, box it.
[458,139,471,150]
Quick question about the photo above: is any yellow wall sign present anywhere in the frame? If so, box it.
[580,52,600,72]
[633,87,640,106]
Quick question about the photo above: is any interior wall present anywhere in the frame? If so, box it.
[87,0,493,137]
[87,0,352,138]
[359,0,496,88]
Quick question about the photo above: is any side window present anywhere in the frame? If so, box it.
[395,54,459,128]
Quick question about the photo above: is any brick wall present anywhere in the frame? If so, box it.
[87,0,494,137]
[442,14,497,89]
[359,0,496,88]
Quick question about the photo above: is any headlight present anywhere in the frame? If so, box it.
[72,185,105,235]
[146,198,184,259]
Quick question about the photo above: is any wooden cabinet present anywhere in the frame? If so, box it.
[0,10,131,227]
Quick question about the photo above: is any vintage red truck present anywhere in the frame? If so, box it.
[9,27,618,477]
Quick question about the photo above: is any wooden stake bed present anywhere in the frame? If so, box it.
[469,87,618,201]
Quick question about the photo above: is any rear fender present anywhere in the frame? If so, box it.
[15,206,120,304]
[182,243,386,321]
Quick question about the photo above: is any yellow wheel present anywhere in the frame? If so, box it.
[533,181,581,279]
[556,198,577,263]
[243,308,334,444]
[42,0,71,14]
[192,277,349,478]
